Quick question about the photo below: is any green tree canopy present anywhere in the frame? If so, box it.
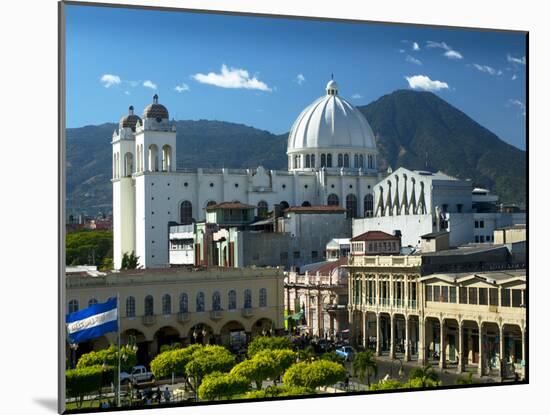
[66,229,112,266]
[352,350,378,386]
[121,251,139,270]
[243,385,314,399]
[76,344,136,373]
[66,365,113,408]
[408,364,439,387]
[283,360,347,390]
[247,336,294,358]
[230,349,297,390]
[369,379,404,391]
[321,351,346,366]
[198,372,250,401]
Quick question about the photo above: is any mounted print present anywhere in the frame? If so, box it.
[59,1,528,413]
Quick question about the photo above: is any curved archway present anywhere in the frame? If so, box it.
[364,194,374,218]
[188,323,214,345]
[251,318,275,338]
[279,201,290,210]
[327,194,339,206]
[148,144,159,172]
[180,201,193,225]
[124,152,133,177]
[122,329,148,365]
[327,154,333,168]
[301,201,311,207]
[346,194,358,218]
[206,200,217,208]
[161,145,172,172]
[220,321,247,351]
[154,326,181,354]
[257,200,269,218]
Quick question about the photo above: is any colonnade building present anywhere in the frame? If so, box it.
[347,232,526,379]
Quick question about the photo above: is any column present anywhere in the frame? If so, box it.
[348,310,354,346]
[499,324,505,378]
[389,275,394,307]
[418,316,425,365]
[457,321,464,373]
[478,322,484,376]
[376,313,381,356]
[362,311,368,349]
[404,315,410,361]
[521,327,526,367]
[390,313,395,358]
[439,318,446,369]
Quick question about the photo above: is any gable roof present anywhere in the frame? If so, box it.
[351,230,400,242]
[206,202,255,210]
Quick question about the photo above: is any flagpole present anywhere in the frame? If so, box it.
[117,293,121,408]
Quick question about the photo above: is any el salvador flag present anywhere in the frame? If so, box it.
[66,297,118,344]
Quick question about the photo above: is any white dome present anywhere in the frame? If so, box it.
[287,81,377,154]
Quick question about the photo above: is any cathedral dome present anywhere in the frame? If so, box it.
[143,94,169,120]
[287,79,377,157]
[119,105,142,132]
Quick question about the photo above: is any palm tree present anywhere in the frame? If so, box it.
[352,350,378,387]
[456,372,476,385]
[408,363,439,387]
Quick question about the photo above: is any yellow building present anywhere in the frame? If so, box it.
[66,266,285,364]
[348,253,526,378]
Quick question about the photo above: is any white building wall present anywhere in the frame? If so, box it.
[353,214,435,247]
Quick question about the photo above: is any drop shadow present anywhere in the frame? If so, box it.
[34,397,58,413]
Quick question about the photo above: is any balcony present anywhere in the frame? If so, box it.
[241,307,254,318]
[210,310,223,320]
[177,312,190,323]
[142,315,156,326]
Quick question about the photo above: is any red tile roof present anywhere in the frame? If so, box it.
[206,201,255,210]
[308,257,348,275]
[351,230,400,242]
[284,205,346,214]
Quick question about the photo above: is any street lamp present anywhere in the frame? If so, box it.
[201,327,207,345]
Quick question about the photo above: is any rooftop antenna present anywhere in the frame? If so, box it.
[331,73,334,80]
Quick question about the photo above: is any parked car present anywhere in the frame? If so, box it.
[335,346,356,361]
[120,365,155,384]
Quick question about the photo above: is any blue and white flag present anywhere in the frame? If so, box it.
[66,297,118,344]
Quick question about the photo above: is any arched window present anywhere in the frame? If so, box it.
[338,154,343,167]
[259,288,267,308]
[305,154,311,168]
[359,154,364,169]
[354,154,359,168]
[346,194,358,218]
[327,154,333,167]
[68,299,79,314]
[244,289,252,309]
[364,194,374,218]
[301,201,311,207]
[321,154,326,167]
[162,294,171,315]
[212,291,221,311]
[311,154,315,168]
[126,296,135,318]
[327,194,339,206]
[344,154,350,168]
[279,201,290,210]
[179,293,188,313]
[88,298,98,307]
[294,155,299,169]
[148,144,159,172]
[368,154,373,169]
[228,290,237,310]
[124,152,133,177]
[144,295,154,316]
[162,145,172,172]
[196,292,205,312]
[257,201,269,218]
[206,200,217,208]
[180,201,193,225]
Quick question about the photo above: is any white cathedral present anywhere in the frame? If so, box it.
[112,79,381,269]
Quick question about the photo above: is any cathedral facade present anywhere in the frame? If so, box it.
[112,80,381,269]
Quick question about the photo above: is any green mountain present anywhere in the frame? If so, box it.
[66,90,525,215]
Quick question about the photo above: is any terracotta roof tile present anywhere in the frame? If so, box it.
[206,201,256,210]
[351,230,400,242]
[284,205,346,214]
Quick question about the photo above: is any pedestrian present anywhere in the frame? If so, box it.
[164,387,171,403]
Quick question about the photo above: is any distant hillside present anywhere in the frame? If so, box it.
[357,90,526,205]
[66,90,526,214]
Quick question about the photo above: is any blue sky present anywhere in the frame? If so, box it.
[66,4,527,149]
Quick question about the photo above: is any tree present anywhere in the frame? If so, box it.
[66,365,113,408]
[76,344,137,373]
[121,251,139,270]
[65,229,112,266]
[150,344,201,380]
[243,385,314,399]
[369,379,404,391]
[297,345,317,362]
[321,351,346,366]
[352,350,378,387]
[198,372,249,401]
[407,363,439,387]
[405,377,441,388]
[247,336,293,358]
[99,256,114,271]
[230,349,297,390]
[283,360,347,390]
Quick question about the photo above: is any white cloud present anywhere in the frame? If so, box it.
[124,91,130,95]
[295,73,306,85]
[405,75,449,91]
[471,63,502,76]
[398,49,406,53]
[511,74,518,81]
[444,50,463,60]
[508,99,526,116]
[174,83,190,93]
[412,42,420,51]
[100,74,121,88]
[426,41,463,60]
[507,54,526,65]
[143,80,157,90]
[351,93,363,99]
[406,55,422,66]
[192,64,272,92]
